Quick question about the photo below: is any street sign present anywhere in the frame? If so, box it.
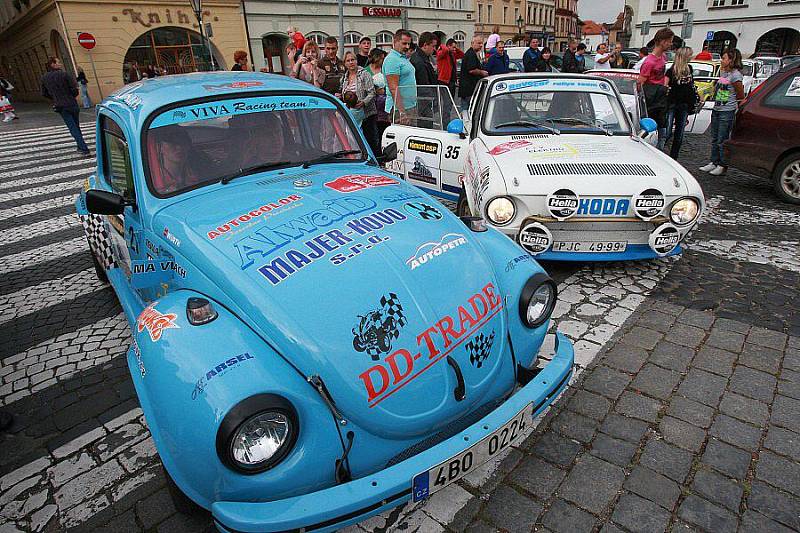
[641,21,650,36]
[706,30,715,41]
[77,32,96,50]
[681,12,694,39]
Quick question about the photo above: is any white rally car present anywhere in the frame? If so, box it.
[382,74,705,260]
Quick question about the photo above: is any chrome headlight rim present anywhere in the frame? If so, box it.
[519,272,558,328]
[669,196,700,226]
[485,196,516,226]
[216,393,299,474]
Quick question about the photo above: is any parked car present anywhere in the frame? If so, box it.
[76,72,575,532]
[383,73,705,261]
[725,65,800,204]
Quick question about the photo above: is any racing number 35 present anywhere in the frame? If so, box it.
[432,410,528,489]
[444,146,460,159]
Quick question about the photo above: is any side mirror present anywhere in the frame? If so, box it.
[639,117,658,135]
[378,142,398,164]
[447,118,466,139]
[86,189,127,215]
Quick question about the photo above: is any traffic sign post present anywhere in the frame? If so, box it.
[77,32,103,101]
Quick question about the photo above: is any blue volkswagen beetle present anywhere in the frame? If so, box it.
[75,72,574,532]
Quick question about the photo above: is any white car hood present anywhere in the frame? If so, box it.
[480,134,689,197]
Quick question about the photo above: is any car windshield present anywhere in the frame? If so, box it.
[688,63,715,77]
[593,74,637,95]
[484,82,631,135]
[145,94,365,196]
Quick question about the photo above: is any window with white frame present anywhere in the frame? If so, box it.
[306,32,329,46]
[478,3,483,22]
[655,0,669,11]
[375,31,393,50]
[453,31,466,49]
[503,6,508,24]
[343,31,363,51]
[672,0,685,9]
[487,4,492,22]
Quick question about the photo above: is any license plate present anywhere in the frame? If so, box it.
[411,403,534,502]
[551,241,627,253]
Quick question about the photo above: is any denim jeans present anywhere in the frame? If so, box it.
[666,103,690,160]
[59,106,89,152]
[710,109,736,167]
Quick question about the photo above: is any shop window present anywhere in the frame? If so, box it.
[123,26,219,81]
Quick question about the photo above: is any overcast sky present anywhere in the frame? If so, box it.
[579,0,625,24]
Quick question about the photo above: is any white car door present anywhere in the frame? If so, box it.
[381,85,468,200]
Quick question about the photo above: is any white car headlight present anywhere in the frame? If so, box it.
[670,198,699,225]
[486,196,516,225]
[231,412,292,468]
[519,273,558,328]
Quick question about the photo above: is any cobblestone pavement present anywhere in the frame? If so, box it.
[1,112,799,533]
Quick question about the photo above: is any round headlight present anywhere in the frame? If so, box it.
[486,197,516,225]
[230,412,292,469]
[519,273,558,328]
[670,198,699,225]
[217,394,298,474]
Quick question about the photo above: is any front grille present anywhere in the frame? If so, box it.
[527,162,655,177]
[385,399,503,468]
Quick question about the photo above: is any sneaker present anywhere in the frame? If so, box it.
[699,162,717,172]
[709,165,727,176]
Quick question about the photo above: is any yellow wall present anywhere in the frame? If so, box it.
[0,0,248,103]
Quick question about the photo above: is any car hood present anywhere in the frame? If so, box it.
[153,168,510,438]
[480,135,689,197]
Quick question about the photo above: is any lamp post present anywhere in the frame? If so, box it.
[542,25,547,47]
[189,0,216,70]
[517,15,525,45]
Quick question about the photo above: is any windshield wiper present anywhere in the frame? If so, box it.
[302,150,363,169]
[219,161,293,185]
[549,117,613,136]
[494,120,560,135]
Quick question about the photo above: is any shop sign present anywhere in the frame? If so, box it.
[113,8,217,28]
[362,7,402,17]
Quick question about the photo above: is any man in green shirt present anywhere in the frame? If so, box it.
[383,29,417,125]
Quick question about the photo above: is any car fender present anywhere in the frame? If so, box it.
[129,290,343,509]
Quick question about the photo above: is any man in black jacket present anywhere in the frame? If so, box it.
[41,57,90,155]
[561,40,580,73]
[411,32,438,127]
[459,36,488,112]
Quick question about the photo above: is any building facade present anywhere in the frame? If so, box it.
[554,0,578,51]
[244,0,473,75]
[0,0,248,103]
[473,0,554,47]
[632,0,800,57]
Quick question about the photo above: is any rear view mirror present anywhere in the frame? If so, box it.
[378,142,398,164]
[639,117,658,134]
[86,189,126,215]
[447,118,466,138]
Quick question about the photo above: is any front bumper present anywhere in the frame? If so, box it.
[213,332,574,533]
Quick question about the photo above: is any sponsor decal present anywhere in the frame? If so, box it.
[406,233,467,270]
[599,82,612,92]
[324,174,397,193]
[407,139,439,154]
[202,81,265,91]
[649,223,681,256]
[494,82,508,92]
[576,197,631,217]
[163,228,181,247]
[132,259,186,278]
[382,191,423,203]
[403,202,443,221]
[359,283,503,406]
[488,139,533,156]
[466,331,495,368]
[633,189,665,220]
[132,339,145,378]
[505,254,534,272]
[257,208,406,285]
[191,353,255,400]
[547,189,580,220]
[518,223,552,255]
[150,96,333,128]
[207,194,303,240]
[352,294,408,361]
[235,196,376,269]
[145,239,159,256]
[136,303,179,342]
[505,79,550,92]
[408,157,435,184]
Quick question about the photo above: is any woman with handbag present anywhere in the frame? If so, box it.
[338,51,377,153]
[665,47,697,160]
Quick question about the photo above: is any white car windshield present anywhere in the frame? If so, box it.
[594,75,637,95]
[484,90,631,135]
[145,94,365,196]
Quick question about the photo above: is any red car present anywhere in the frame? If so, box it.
[725,65,800,204]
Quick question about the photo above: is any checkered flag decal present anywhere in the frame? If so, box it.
[380,292,407,330]
[80,214,117,270]
[466,331,496,369]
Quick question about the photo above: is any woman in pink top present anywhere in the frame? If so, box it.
[638,27,674,150]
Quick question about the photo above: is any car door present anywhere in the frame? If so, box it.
[97,114,147,295]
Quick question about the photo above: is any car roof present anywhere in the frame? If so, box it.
[100,72,323,131]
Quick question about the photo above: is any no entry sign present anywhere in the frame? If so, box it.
[77,32,96,50]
